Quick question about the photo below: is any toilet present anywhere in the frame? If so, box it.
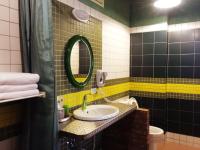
[149,126,164,150]
[115,97,164,150]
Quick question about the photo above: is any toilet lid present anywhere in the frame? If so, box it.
[149,126,164,135]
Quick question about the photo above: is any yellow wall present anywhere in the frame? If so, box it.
[61,81,200,108]
[62,82,130,107]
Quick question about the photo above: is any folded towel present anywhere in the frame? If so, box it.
[116,97,139,109]
[0,89,40,100]
[0,72,40,85]
[0,84,38,93]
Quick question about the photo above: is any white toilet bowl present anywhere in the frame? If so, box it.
[149,126,164,150]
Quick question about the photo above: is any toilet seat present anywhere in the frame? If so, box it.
[150,126,164,135]
[149,126,164,143]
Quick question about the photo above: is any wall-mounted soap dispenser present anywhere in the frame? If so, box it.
[96,70,108,87]
[96,70,113,103]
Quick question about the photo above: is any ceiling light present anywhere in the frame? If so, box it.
[154,0,182,9]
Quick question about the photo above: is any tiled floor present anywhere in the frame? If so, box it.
[157,142,200,150]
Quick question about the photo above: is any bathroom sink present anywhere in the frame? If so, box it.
[73,105,119,121]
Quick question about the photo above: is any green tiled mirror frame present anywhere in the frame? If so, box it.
[64,35,94,88]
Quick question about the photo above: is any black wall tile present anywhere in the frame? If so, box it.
[168,110,180,122]
[131,56,142,66]
[167,121,181,133]
[195,29,200,41]
[143,44,153,55]
[195,42,200,53]
[181,54,194,66]
[181,29,194,42]
[180,123,193,136]
[155,43,167,54]
[169,31,181,43]
[142,67,153,77]
[194,67,200,78]
[154,67,166,78]
[139,97,153,109]
[132,45,142,55]
[181,67,194,78]
[168,67,180,78]
[193,125,200,137]
[143,32,154,43]
[155,31,167,42]
[181,42,195,54]
[195,54,200,66]
[154,99,166,109]
[131,67,142,77]
[143,55,153,66]
[167,99,180,111]
[154,55,167,66]
[194,113,200,125]
[180,100,194,112]
[169,43,181,54]
[180,112,193,123]
[153,109,166,121]
[194,101,200,113]
[131,33,142,44]
[168,55,180,66]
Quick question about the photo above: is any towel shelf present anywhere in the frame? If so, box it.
[0,92,46,104]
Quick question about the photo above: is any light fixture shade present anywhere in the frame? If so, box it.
[154,0,182,9]
[72,9,90,23]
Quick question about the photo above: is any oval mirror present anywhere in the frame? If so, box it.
[64,35,94,88]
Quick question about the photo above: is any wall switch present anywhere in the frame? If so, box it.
[57,95,64,107]
[91,88,97,94]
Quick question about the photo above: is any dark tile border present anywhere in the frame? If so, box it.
[130,90,200,101]
[130,91,166,99]
[131,77,200,84]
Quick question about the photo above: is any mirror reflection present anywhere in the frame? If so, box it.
[70,40,91,83]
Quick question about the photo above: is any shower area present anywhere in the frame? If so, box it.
[130,25,200,138]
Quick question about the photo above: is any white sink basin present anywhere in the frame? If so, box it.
[73,105,119,121]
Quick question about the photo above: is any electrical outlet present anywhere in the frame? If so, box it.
[57,95,64,107]
[91,88,97,94]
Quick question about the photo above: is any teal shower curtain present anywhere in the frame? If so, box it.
[19,0,57,150]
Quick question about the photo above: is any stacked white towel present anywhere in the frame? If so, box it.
[0,72,40,100]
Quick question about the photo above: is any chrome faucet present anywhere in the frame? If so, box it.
[82,94,91,111]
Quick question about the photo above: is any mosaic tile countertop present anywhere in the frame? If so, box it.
[59,103,137,140]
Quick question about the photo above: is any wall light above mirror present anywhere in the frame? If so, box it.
[72,9,90,23]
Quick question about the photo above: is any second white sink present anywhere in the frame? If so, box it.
[73,105,119,121]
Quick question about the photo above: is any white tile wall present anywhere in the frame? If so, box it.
[168,21,200,32]
[0,0,9,7]
[102,19,130,79]
[58,0,130,80]
[130,21,200,33]
[130,22,168,33]
[0,0,21,72]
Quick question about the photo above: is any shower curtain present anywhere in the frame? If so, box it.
[19,0,57,150]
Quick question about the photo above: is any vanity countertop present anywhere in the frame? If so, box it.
[59,103,137,140]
